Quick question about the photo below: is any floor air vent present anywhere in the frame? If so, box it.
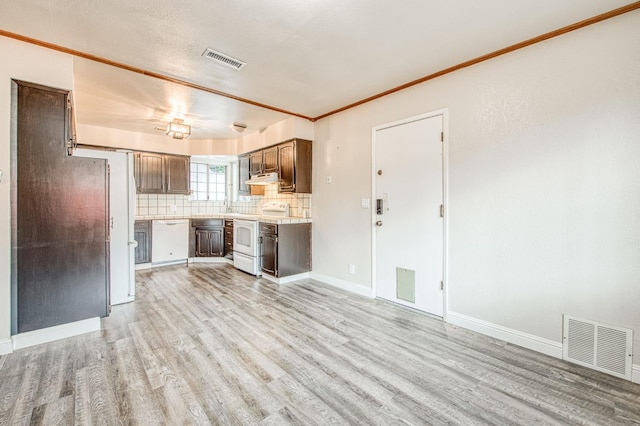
[201,48,246,70]
[563,315,632,380]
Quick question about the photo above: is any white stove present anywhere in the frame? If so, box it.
[260,202,290,218]
[233,202,289,275]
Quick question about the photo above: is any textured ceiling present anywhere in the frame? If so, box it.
[0,0,634,140]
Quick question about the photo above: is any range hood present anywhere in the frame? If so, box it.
[245,172,278,185]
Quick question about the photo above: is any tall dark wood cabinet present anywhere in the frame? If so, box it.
[11,80,109,334]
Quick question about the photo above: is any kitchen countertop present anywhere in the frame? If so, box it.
[135,214,313,225]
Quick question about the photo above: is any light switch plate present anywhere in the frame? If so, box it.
[361,198,370,209]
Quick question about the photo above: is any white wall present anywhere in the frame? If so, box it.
[312,11,640,357]
[78,115,314,156]
[238,117,314,153]
[0,37,75,346]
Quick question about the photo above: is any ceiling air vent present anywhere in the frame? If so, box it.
[563,315,633,380]
[202,48,246,71]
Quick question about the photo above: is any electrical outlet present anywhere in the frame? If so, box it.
[169,204,177,212]
[348,264,355,274]
[326,175,332,184]
[361,198,370,209]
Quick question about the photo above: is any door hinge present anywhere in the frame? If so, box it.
[440,204,444,217]
[440,132,444,142]
[440,281,444,290]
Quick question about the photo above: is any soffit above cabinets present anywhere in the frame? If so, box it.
[0,0,635,139]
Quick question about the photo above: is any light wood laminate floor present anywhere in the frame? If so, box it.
[1,263,639,425]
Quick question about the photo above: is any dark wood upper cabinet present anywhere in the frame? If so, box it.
[134,152,190,194]
[278,142,295,192]
[165,155,190,194]
[262,146,278,174]
[135,152,163,193]
[278,139,312,193]
[238,154,250,196]
[249,151,264,176]
[242,138,312,194]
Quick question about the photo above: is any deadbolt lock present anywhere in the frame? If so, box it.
[377,170,382,175]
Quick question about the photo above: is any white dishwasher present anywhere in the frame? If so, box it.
[152,219,189,263]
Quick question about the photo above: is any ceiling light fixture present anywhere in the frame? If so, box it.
[166,119,191,139]
[230,122,247,133]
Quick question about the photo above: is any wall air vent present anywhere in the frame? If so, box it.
[563,315,633,380]
[202,48,246,71]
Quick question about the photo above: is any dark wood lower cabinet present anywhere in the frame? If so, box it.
[224,220,234,259]
[195,228,224,257]
[260,230,278,275]
[11,80,109,334]
[134,221,152,264]
[190,219,225,258]
[259,222,311,277]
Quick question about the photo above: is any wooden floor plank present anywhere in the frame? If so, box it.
[0,263,638,425]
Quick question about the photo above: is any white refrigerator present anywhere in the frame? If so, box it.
[74,148,136,305]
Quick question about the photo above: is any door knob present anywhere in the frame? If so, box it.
[376,220,383,227]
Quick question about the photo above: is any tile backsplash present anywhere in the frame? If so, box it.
[136,185,311,218]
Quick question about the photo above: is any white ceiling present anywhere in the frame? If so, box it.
[0,0,632,140]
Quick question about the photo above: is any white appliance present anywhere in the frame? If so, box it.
[261,201,290,217]
[152,219,189,263]
[233,219,260,275]
[74,148,136,305]
[245,172,278,185]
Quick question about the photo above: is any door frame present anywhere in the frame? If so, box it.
[371,108,449,321]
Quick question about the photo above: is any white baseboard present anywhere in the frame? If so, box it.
[310,272,374,298]
[0,339,13,355]
[11,317,101,351]
[135,262,153,270]
[137,258,232,270]
[188,257,231,264]
[446,311,563,359]
[262,272,310,284]
[152,259,188,267]
[633,364,640,384]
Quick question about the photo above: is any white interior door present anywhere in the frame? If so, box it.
[75,149,135,305]
[374,114,444,317]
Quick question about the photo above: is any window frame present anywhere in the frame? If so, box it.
[189,162,228,202]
